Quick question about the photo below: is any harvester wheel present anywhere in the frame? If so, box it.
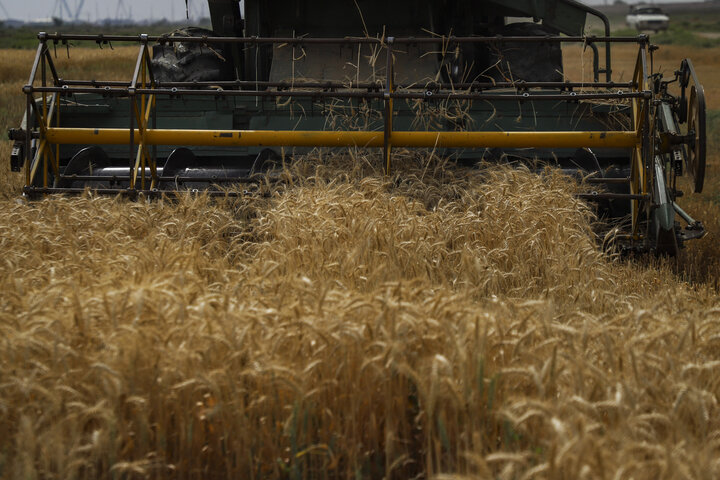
[686,85,706,193]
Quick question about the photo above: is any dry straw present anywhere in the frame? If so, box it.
[0,152,719,479]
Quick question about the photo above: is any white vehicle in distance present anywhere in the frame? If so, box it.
[626,5,670,32]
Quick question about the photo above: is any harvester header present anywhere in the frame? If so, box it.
[7,0,708,255]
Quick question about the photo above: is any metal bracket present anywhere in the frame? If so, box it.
[658,130,694,153]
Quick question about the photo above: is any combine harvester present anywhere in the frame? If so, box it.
[8,0,707,255]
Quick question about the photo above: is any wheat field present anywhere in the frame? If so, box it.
[0,41,719,479]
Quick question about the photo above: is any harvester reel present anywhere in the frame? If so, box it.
[10,7,709,256]
[686,85,706,193]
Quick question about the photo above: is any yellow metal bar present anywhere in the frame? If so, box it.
[45,128,640,149]
[46,95,59,178]
[42,144,48,188]
[55,97,60,176]
[141,48,146,189]
[47,144,59,177]
[627,44,652,240]
[29,138,47,185]
[132,102,144,134]
[131,49,157,190]
[632,46,648,132]
[141,55,147,190]
[28,90,61,187]
[141,42,159,189]
[132,140,143,188]
[42,62,47,134]
[630,146,641,238]
[141,47,146,120]
[144,95,157,187]
[130,97,158,189]
[130,101,141,189]
[41,47,49,190]
[384,43,394,175]
[147,96,158,188]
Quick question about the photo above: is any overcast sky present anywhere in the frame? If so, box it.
[0,0,707,23]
